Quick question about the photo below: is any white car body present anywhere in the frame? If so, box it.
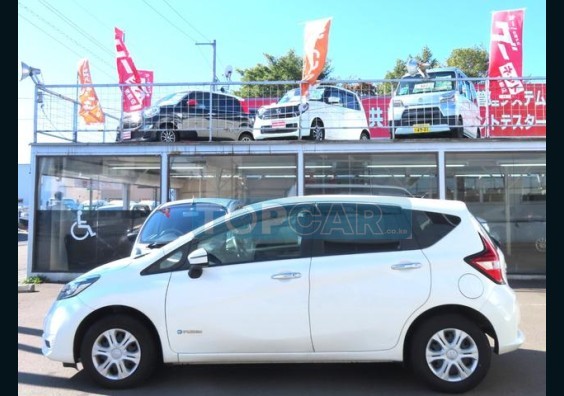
[388,67,481,138]
[43,195,523,392]
[253,86,371,141]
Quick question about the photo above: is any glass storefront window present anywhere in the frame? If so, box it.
[34,156,161,272]
[304,153,438,198]
[445,152,546,274]
[169,155,297,204]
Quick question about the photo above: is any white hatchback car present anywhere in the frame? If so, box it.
[42,195,523,393]
[253,86,371,141]
[388,63,481,139]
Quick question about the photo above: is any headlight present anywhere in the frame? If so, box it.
[143,106,159,118]
[440,93,456,103]
[57,275,100,300]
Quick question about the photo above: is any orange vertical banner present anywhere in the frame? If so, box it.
[301,17,332,98]
[77,58,105,124]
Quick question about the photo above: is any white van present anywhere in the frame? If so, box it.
[388,63,481,138]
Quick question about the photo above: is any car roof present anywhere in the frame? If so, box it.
[245,195,468,215]
[154,198,243,211]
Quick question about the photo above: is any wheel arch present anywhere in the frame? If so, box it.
[73,305,163,364]
[403,304,498,365]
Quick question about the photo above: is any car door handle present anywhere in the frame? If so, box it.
[271,272,302,280]
[391,262,422,270]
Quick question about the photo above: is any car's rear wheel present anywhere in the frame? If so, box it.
[409,314,491,393]
[451,117,465,138]
[158,125,178,143]
[80,315,158,389]
[310,120,325,141]
[476,127,481,138]
[360,131,370,140]
[238,132,254,142]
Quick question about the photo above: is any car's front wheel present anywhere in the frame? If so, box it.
[80,315,158,389]
[360,131,370,140]
[158,125,178,143]
[409,314,491,393]
[310,120,325,141]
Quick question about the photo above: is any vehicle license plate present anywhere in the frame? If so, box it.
[413,124,430,133]
[272,120,286,129]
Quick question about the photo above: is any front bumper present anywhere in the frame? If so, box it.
[42,298,94,363]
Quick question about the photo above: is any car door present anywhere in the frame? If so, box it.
[183,91,211,138]
[309,202,431,352]
[340,90,366,139]
[215,95,245,140]
[165,203,315,356]
[322,87,347,140]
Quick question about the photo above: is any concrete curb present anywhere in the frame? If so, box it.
[18,284,36,293]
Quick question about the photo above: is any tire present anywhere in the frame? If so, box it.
[310,121,325,141]
[476,127,481,138]
[158,125,178,143]
[360,131,370,140]
[238,132,254,142]
[451,117,465,138]
[80,315,158,389]
[409,314,491,393]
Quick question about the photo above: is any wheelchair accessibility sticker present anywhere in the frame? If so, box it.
[70,210,97,240]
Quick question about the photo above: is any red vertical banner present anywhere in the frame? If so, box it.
[139,70,154,108]
[77,58,105,124]
[115,27,150,113]
[485,9,541,137]
[488,9,525,95]
[301,17,332,99]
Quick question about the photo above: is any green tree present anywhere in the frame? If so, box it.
[234,49,333,98]
[376,46,440,94]
[445,45,489,78]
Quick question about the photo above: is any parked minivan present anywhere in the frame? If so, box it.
[117,91,254,143]
[388,61,481,138]
[43,195,523,393]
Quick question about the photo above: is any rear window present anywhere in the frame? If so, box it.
[139,203,228,244]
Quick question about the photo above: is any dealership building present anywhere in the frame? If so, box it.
[21,79,546,281]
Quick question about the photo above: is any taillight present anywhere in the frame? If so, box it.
[240,99,250,114]
[464,234,505,284]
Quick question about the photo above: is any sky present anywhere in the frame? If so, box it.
[18,0,546,163]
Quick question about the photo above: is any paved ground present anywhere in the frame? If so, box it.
[18,233,546,395]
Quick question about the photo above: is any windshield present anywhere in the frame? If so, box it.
[278,87,325,104]
[396,71,456,96]
[155,92,187,107]
[139,202,228,244]
[278,89,301,104]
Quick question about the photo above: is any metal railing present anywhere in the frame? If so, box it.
[28,77,546,143]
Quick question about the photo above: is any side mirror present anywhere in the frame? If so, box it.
[187,247,209,279]
[327,96,340,105]
[187,99,198,107]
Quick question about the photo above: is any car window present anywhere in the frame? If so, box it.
[139,203,228,244]
[344,91,360,110]
[215,95,242,113]
[411,210,461,248]
[192,204,313,266]
[142,246,188,275]
[312,203,416,256]
[191,92,211,110]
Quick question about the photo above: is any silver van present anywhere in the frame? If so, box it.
[388,63,481,138]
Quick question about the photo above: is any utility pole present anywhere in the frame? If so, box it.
[196,39,217,141]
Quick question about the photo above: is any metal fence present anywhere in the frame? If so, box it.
[30,76,546,143]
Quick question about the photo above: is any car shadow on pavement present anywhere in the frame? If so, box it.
[18,349,545,396]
